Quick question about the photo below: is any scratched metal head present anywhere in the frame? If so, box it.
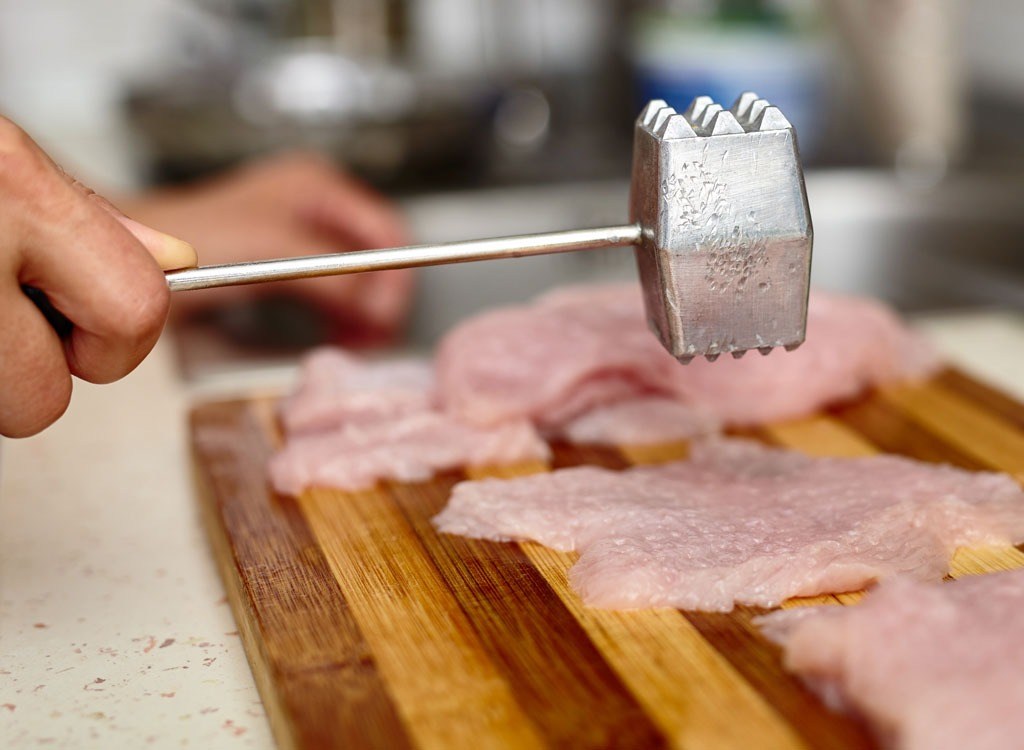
[629,93,813,363]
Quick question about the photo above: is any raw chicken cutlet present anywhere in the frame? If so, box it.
[269,354,548,495]
[757,570,1024,750]
[436,285,689,429]
[433,438,1024,611]
[556,397,720,446]
[269,413,547,495]
[436,284,939,429]
[279,349,435,436]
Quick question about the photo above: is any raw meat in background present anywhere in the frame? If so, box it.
[279,349,435,436]
[555,397,720,446]
[757,571,1024,750]
[271,284,942,493]
[436,285,940,429]
[436,284,683,429]
[270,353,548,496]
[434,438,1024,611]
[670,291,941,426]
[269,412,548,495]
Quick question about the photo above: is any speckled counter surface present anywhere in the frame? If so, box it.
[0,342,276,749]
[2,311,1023,749]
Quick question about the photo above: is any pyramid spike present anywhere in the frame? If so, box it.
[709,110,744,136]
[656,113,697,140]
[638,99,668,127]
[650,105,675,134]
[731,91,760,123]
[698,103,723,131]
[754,106,792,131]
[748,99,771,124]
[683,95,714,125]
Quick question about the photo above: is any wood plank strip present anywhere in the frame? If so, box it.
[618,440,692,466]
[936,368,1024,432]
[833,395,989,471]
[680,608,876,750]
[520,542,809,750]
[549,441,629,470]
[298,485,546,750]
[878,381,1024,479]
[764,417,878,458]
[950,546,1024,576]
[191,401,414,750]
[389,473,668,750]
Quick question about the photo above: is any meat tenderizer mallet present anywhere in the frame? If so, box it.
[165,93,813,362]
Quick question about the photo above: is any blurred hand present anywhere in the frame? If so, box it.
[0,116,196,437]
[120,152,415,339]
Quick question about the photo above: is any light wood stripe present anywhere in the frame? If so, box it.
[879,381,1024,479]
[388,473,667,749]
[937,368,1024,432]
[835,396,989,472]
[618,439,693,466]
[299,486,546,750]
[765,417,878,458]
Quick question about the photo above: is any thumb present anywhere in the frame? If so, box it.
[105,207,198,271]
[62,172,198,271]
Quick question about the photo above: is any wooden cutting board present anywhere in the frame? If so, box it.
[190,368,1024,750]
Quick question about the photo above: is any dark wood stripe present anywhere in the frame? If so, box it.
[737,426,786,447]
[936,368,1024,432]
[191,401,414,750]
[830,395,989,471]
[549,440,631,470]
[388,473,668,750]
[681,608,877,750]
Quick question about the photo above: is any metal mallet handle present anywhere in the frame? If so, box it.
[164,225,643,292]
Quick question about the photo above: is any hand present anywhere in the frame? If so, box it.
[120,153,415,339]
[0,117,196,437]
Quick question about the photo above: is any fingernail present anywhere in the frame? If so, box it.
[158,233,199,271]
[119,215,198,270]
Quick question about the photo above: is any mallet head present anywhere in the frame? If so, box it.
[629,93,813,362]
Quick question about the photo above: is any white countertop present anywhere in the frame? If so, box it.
[2,311,1023,749]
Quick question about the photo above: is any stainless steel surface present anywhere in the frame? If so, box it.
[629,94,813,362]
[165,225,641,291]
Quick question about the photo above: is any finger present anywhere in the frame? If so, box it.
[81,186,198,271]
[110,212,198,271]
[301,171,410,250]
[18,179,172,384]
[0,282,73,437]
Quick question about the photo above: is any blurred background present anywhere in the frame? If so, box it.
[1,0,1022,377]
